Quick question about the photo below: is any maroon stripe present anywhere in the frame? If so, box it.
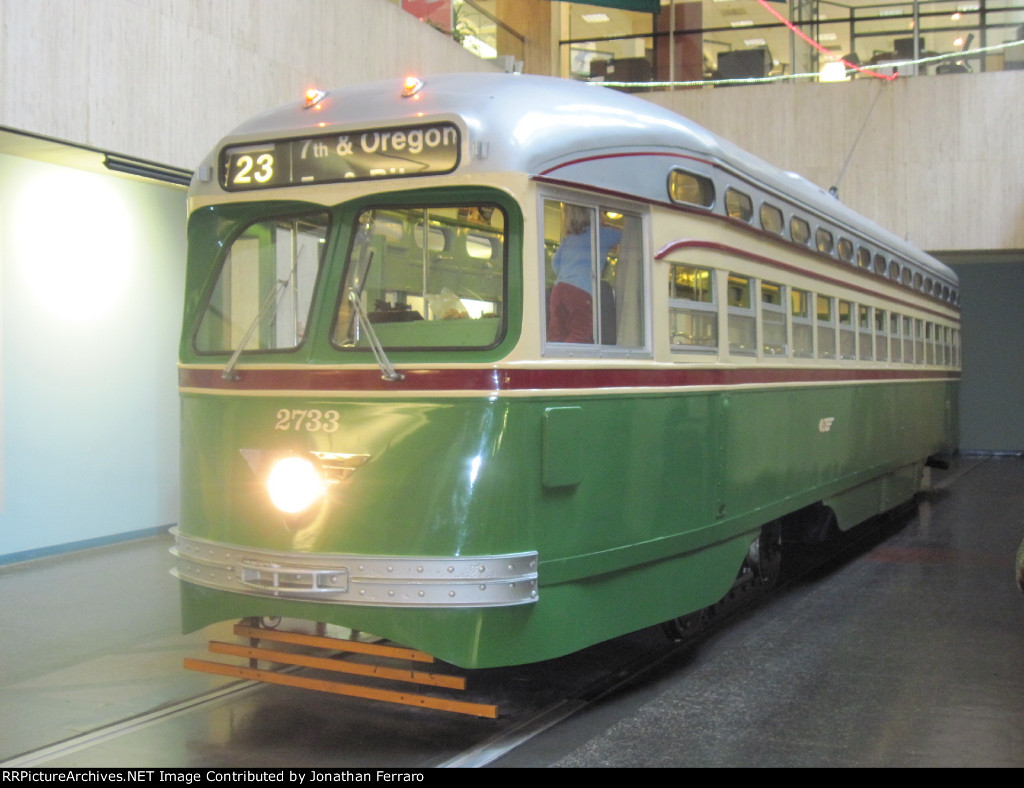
[180,366,959,393]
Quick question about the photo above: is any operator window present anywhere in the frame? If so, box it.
[544,200,644,349]
[195,212,329,354]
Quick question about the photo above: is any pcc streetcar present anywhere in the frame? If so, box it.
[172,73,960,668]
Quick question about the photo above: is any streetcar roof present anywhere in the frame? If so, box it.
[198,72,954,284]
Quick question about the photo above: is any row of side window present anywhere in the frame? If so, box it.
[668,169,958,306]
[669,263,960,367]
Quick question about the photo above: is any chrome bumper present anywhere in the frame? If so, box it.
[170,528,538,607]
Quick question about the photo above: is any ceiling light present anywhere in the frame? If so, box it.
[581,13,610,23]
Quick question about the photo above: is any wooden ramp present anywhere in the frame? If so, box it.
[184,622,498,719]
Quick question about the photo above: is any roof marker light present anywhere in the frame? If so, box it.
[304,88,326,108]
[401,76,424,98]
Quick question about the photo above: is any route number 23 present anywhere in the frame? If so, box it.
[233,153,274,185]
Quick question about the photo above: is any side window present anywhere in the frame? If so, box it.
[890,312,902,362]
[838,299,856,359]
[669,265,717,353]
[761,281,787,356]
[544,200,644,348]
[858,304,873,361]
[791,288,813,358]
[725,188,753,222]
[875,308,888,362]
[727,274,755,355]
[817,295,836,359]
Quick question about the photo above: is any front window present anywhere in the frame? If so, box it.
[334,204,506,350]
[195,212,329,353]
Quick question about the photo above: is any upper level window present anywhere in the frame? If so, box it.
[874,254,888,275]
[725,188,753,222]
[837,237,854,262]
[669,264,716,353]
[334,204,506,350]
[669,169,715,208]
[816,227,834,255]
[857,247,872,269]
[544,200,644,349]
[760,203,784,234]
[790,216,811,245]
[195,212,329,354]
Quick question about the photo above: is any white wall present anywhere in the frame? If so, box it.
[0,153,186,558]
[0,0,497,171]
[644,70,1024,253]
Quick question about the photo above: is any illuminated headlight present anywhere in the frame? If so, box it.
[266,456,327,514]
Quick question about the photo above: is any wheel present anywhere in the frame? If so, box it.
[753,520,783,591]
[662,607,708,643]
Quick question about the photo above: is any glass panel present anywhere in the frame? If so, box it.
[858,304,873,361]
[792,288,813,358]
[762,280,787,356]
[839,299,856,359]
[816,227,834,255]
[727,273,755,355]
[874,308,887,362]
[838,237,854,262]
[335,204,506,350]
[817,294,836,359]
[725,188,753,222]
[760,203,784,234]
[669,265,716,353]
[669,170,715,208]
[857,247,872,269]
[903,315,915,362]
[545,201,641,348]
[890,312,902,362]
[790,216,811,245]
[196,212,329,353]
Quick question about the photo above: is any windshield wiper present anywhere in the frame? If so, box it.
[222,279,289,381]
[348,290,404,382]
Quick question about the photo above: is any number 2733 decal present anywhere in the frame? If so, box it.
[275,408,340,433]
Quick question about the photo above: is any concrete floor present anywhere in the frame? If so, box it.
[1,455,1022,767]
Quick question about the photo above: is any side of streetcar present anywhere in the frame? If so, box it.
[173,75,959,669]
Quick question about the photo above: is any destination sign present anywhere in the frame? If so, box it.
[221,121,461,191]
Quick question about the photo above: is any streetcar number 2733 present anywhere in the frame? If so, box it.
[275,409,340,433]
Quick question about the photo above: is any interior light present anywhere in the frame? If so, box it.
[266,456,327,514]
[581,13,610,23]
[401,76,424,98]
[304,88,326,108]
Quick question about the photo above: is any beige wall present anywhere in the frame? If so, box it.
[643,71,1024,254]
[2,1,1020,254]
[0,0,497,171]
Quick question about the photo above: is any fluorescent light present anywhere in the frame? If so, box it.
[581,13,610,23]
[730,20,754,28]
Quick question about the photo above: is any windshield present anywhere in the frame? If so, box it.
[195,212,329,353]
[334,204,506,350]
